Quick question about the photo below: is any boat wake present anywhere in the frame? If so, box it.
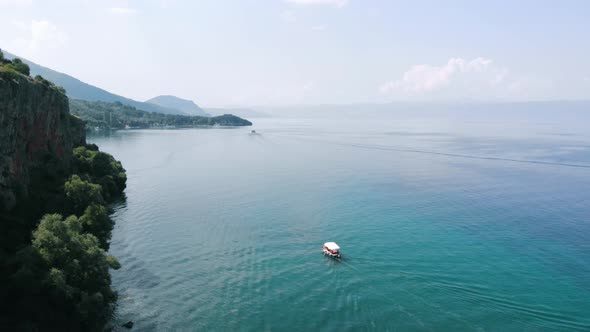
[276,134,590,169]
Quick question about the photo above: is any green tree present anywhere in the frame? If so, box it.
[73,146,93,173]
[8,58,30,76]
[64,175,104,215]
[34,74,50,85]
[0,141,127,331]
[73,147,127,199]
[32,214,120,331]
[79,203,114,250]
[92,151,116,177]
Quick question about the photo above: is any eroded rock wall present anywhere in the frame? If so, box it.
[0,73,85,212]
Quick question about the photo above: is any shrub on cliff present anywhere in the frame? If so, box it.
[34,74,52,85]
[73,146,127,200]
[7,58,30,76]
[79,203,114,250]
[32,74,67,94]
[65,175,104,215]
[0,64,20,80]
[32,213,120,331]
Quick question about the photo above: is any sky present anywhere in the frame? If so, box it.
[0,0,589,107]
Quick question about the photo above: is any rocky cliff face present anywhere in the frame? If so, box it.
[0,73,85,212]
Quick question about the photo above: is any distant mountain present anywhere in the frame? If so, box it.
[205,107,269,118]
[3,51,190,115]
[146,95,208,116]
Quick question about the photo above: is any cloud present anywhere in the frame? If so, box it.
[379,57,525,99]
[311,25,326,31]
[110,7,138,15]
[286,0,348,8]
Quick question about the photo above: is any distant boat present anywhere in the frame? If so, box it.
[322,242,341,258]
[251,130,256,134]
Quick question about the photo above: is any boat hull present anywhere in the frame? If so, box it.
[323,248,341,258]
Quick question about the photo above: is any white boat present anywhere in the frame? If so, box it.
[322,242,341,258]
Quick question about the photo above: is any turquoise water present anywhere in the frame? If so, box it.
[90,117,590,331]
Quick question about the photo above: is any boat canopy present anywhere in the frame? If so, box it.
[324,242,340,250]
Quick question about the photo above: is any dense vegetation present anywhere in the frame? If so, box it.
[0,145,126,331]
[0,50,66,94]
[0,50,31,77]
[0,54,127,330]
[70,99,252,130]
[71,144,127,202]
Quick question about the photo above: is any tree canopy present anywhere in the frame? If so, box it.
[32,213,120,331]
[65,174,104,215]
[8,58,31,76]
[73,146,127,200]
[0,64,127,330]
[79,203,114,250]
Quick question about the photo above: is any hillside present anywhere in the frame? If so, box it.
[146,95,208,116]
[3,51,191,115]
[70,99,252,129]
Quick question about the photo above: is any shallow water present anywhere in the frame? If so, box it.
[90,116,590,331]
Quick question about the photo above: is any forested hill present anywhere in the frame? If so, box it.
[3,51,192,115]
[70,99,252,129]
[146,95,209,116]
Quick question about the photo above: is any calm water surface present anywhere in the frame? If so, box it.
[90,116,590,331]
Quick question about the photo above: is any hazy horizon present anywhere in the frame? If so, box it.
[1,0,589,108]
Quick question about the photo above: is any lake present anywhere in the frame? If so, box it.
[90,114,590,331]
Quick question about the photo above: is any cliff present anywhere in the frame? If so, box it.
[0,55,127,331]
[0,71,86,214]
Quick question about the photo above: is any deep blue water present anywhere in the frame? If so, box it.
[90,116,590,331]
